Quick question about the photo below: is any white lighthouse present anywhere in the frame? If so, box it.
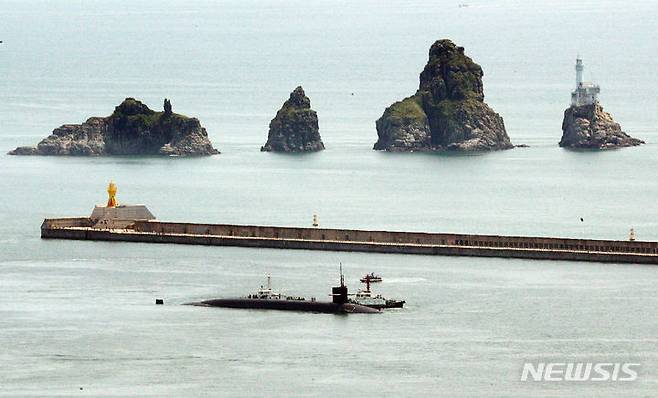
[575,57,584,87]
[571,57,600,107]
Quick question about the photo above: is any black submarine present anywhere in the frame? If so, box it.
[188,270,380,314]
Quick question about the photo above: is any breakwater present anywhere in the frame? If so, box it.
[41,218,658,264]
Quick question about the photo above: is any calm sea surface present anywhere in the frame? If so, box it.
[1,1,658,396]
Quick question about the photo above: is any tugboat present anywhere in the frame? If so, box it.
[360,272,382,283]
[187,268,379,314]
[348,277,405,309]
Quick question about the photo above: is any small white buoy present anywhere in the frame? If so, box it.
[312,214,319,227]
[629,228,636,241]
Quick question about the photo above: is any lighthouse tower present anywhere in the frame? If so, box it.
[570,57,600,107]
[575,57,584,87]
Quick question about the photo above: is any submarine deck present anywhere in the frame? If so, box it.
[189,298,380,314]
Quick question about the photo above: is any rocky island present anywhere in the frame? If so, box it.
[9,98,219,156]
[261,86,324,152]
[559,58,643,149]
[374,39,512,152]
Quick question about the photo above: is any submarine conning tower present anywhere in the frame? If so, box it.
[331,285,348,304]
[331,266,348,304]
[89,181,156,229]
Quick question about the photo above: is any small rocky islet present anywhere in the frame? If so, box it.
[9,98,219,156]
[374,39,513,152]
[261,86,324,153]
[560,103,644,149]
[559,58,643,150]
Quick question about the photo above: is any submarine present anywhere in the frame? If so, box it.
[188,270,380,314]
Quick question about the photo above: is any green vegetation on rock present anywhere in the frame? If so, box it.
[383,95,427,124]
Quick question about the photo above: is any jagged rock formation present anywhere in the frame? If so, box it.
[261,86,324,152]
[374,39,512,152]
[560,103,643,149]
[8,98,219,156]
[164,98,172,116]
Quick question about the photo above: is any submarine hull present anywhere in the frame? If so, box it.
[189,298,380,314]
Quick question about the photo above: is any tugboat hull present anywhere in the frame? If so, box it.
[384,299,405,309]
[348,299,405,310]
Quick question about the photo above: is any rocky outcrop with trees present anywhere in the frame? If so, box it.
[8,98,219,156]
[374,39,512,152]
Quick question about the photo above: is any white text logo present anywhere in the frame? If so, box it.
[521,362,639,382]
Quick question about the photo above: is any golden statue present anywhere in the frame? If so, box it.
[107,181,118,208]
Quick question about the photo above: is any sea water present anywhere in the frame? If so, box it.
[1,0,658,396]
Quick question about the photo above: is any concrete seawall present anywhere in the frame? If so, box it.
[41,218,658,265]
